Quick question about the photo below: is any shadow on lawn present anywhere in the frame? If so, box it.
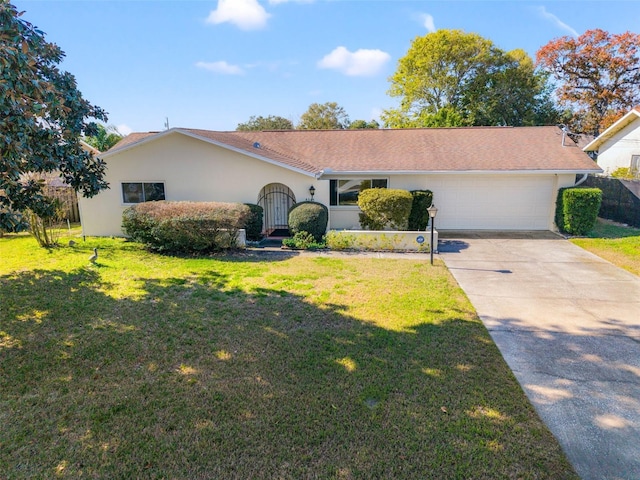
[0,267,578,479]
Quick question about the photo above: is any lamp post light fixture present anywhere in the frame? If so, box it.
[427,204,438,265]
[309,185,316,201]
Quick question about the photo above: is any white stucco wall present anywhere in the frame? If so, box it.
[596,120,640,175]
[328,173,577,231]
[79,132,324,236]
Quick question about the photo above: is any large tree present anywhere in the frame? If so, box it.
[298,102,350,130]
[537,29,640,135]
[349,119,380,130]
[0,2,108,236]
[236,115,294,131]
[382,30,496,128]
[382,30,558,128]
[462,49,559,126]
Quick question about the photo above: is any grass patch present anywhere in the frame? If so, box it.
[571,219,640,276]
[0,232,577,478]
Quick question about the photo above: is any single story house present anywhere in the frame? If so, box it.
[583,106,640,175]
[78,126,601,237]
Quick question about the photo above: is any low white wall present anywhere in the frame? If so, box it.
[326,229,438,252]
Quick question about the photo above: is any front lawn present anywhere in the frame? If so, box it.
[571,219,640,276]
[0,233,577,479]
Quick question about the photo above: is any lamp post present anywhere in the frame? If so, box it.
[309,185,316,201]
[427,204,438,265]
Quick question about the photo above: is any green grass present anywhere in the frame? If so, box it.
[571,219,640,276]
[0,231,577,479]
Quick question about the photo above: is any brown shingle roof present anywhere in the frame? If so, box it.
[105,126,601,174]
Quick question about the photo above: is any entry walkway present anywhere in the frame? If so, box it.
[439,232,640,480]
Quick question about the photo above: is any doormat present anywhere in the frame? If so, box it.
[269,229,290,237]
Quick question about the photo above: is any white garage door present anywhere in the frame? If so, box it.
[430,175,556,230]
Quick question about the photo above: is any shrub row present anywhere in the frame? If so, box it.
[555,187,602,235]
[358,188,433,231]
[122,201,250,253]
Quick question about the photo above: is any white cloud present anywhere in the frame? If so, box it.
[195,61,245,75]
[537,6,579,37]
[206,0,270,30]
[317,46,391,77]
[420,13,436,33]
[116,124,133,136]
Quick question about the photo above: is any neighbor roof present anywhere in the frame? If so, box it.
[105,125,601,176]
[583,106,640,152]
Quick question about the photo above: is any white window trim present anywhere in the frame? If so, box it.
[121,181,166,205]
[329,178,389,207]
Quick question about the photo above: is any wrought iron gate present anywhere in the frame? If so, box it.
[257,183,296,234]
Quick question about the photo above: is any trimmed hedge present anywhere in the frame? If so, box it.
[358,188,413,230]
[122,201,249,253]
[555,187,602,235]
[408,190,434,230]
[243,203,264,241]
[288,201,328,242]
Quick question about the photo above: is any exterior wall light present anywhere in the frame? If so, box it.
[427,204,438,265]
[309,185,316,201]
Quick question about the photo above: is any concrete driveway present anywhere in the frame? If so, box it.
[439,232,640,480]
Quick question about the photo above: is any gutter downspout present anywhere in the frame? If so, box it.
[574,173,589,187]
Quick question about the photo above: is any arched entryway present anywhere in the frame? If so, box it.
[257,183,296,235]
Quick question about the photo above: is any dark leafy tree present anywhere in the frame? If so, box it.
[0,2,108,238]
[349,119,380,129]
[236,115,294,131]
[537,29,640,135]
[463,49,560,126]
[298,102,350,130]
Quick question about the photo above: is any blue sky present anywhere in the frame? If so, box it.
[12,0,640,135]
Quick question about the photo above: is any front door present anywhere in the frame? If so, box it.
[257,183,296,234]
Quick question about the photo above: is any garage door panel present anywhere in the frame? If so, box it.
[430,175,555,230]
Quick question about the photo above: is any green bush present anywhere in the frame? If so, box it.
[358,188,413,230]
[282,231,325,250]
[243,203,264,241]
[555,187,602,235]
[407,190,434,230]
[122,201,249,253]
[288,201,328,242]
[611,167,638,180]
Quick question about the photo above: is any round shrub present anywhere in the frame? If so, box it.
[122,201,250,253]
[288,201,328,242]
[555,187,602,235]
[243,203,264,241]
[358,188,413,230]
[408,190,434,230]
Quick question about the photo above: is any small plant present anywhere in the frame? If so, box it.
[358,188,413,230]
[26,196,65,248]
[555,187,602,235]
[325,230,356,250]
[611,167,639,180]
[288,202,328,241]
[408,190,434,230]
[243,203,264,241]
[282,231,325,250]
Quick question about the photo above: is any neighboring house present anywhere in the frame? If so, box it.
[78,126,601,237]
[583,106,640,176]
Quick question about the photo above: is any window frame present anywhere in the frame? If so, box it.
[329,178,389,207]
[630,155,640,176]
[121,182,166,204]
